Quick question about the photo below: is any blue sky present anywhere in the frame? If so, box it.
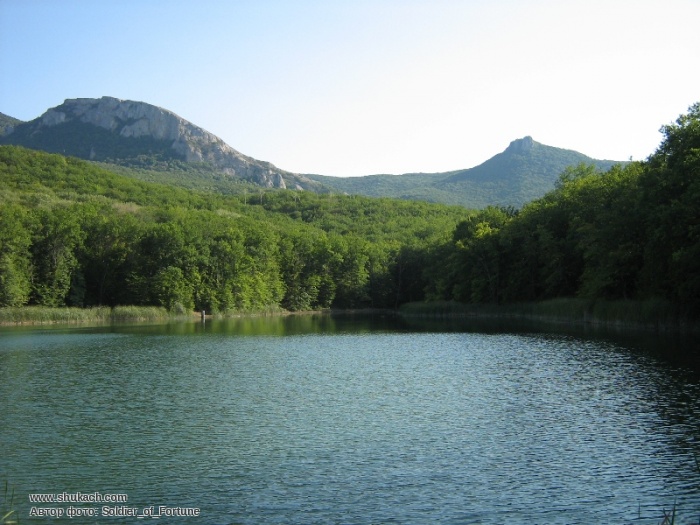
[1,0,699,176]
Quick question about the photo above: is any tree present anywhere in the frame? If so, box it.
[639,102,700,310]
[31,206,85,306]
[331,235,370,308]
[126,220,192,308]
[573,163,645,300]
[449,207,514,303]
[79,205,143,306]
[152,266,193,313]
[0,204,34,307]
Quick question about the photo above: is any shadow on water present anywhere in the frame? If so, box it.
[399,314,700,371]
[2,309,698,371]
[96,311,399,337]
[79,309,700,374]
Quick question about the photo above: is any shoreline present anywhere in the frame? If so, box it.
[0,305,383,327]
[398,299,700,334]
[2,300,699,334]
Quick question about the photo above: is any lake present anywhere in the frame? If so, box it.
[1,313,699,524]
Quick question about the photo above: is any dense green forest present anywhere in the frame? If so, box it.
[0,103,698,319]
[424,103,700,317]
[0,145,470,312]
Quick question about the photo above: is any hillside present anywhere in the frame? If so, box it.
[0,145,470,311]
[0,112,21,136]
[1,97,622,209]
[1,101,698,318]
[0,97,323,191]
[309,136,622,209]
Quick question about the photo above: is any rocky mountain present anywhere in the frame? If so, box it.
[1,97,624,208]
[0,97,322,191]
[308,136,622,208]
[0,112,21,136]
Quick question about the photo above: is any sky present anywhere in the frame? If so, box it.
[1,0,699,177]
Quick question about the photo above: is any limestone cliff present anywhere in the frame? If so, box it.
[505,136,535,154]
[3,97,320,190]
[0,111,21,136]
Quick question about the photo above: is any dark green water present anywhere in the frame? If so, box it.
[1,313,699,524]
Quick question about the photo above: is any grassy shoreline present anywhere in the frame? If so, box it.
[3,300,699,333]
[0,305,175,325]
[0,304,302,326]
[399,298,700,333]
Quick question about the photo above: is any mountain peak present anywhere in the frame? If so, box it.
[506,136,536,154]
[41,96,235,163]
[1,97,322,191]
[0,111,22,136]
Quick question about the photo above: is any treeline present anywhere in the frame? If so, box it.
[0,145,469,312]
[1,103,698,318]
[424,102,700,316]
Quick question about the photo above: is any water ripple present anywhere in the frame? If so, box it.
[1,325,699,524]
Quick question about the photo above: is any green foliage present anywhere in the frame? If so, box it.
[0,145,468,312]
[0,204,34,306]
[309,137,621,209]
[0,305,174,324]
[0,118,181,163]
[31,205,85,306]
[430,206,515,303]
[104,159,269,194]
[638,102,700,310]
[1,102,699,322]
[429,103,700,319]
[110,306,170,321]
[153,266,194,312]
[0,306,112,324]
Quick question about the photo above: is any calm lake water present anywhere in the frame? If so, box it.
[1,314,699,524]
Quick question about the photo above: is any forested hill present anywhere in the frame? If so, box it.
[1,102,698,320]
[0,112,20,136]
[308,136,621,208]
[0,145,471,311]
[1,97,621,209]
[422,103,700,318]
[0,97,323,192]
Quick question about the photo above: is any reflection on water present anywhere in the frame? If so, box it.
[0,313,699,524]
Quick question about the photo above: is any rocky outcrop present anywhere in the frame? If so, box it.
[506,136,535,154]
[8,97,319,190]
[0,111,21,136]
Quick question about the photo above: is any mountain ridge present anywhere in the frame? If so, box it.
[1,97,624,208]
[0,111,21,136]
[308,136,622,208]
[0,97,322,191]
